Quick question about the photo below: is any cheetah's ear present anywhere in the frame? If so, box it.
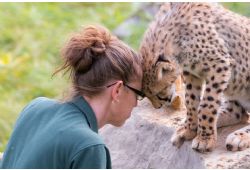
[157,54,170,63]
[158,64,174,80]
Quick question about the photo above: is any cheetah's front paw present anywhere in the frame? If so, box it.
[171,125,197,148]
[192,135,216,152]
[226,131,250,151]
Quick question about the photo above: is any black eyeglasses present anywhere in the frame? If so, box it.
[106,82,145,100]
[124,84,145,100]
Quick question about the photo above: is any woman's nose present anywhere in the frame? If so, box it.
[134,99,138,107]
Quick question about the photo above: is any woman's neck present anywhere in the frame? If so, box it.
[83,94,111,129]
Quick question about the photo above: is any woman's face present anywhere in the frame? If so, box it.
[108,80,142,127]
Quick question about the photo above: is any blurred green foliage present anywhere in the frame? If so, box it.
[222,2,250,16]
[0,2,143,152]
[0,2,250,152]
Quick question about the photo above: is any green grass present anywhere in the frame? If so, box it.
[0,2,250,152]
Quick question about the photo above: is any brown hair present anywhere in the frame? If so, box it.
[54,25,142,100]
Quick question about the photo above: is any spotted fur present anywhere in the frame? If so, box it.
[140,2,250,152]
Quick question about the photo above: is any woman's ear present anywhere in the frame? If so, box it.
[111,81,123,102]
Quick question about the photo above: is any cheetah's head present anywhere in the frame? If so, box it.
[140,42,181,109]
[139,5,182,109]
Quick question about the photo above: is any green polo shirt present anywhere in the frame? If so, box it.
[1,96,111,169]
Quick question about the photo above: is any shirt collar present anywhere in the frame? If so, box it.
[69,95,98,133]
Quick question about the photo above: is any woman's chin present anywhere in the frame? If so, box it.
[111,120,126,127]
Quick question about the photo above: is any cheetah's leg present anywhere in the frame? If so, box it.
[217,99,249,128]
[191,72,231,152]
[171,72,203,147]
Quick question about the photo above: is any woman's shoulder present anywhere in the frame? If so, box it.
[18,97,56,114]
[25,97,57,108]
[66,125,105,147]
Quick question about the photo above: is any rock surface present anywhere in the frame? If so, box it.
[100,99,250,169]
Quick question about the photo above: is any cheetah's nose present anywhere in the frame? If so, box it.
[156,104,162,109]
[226,144,233,151]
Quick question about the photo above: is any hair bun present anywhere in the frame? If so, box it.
[85,25,112,56]
[60,25,113,74]
[90,39,106,54]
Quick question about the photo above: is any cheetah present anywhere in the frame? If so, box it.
[139,2,250,152]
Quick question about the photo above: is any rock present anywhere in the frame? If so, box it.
[100,98,250,168]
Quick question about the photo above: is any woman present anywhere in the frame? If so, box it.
[1,25,144,168]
